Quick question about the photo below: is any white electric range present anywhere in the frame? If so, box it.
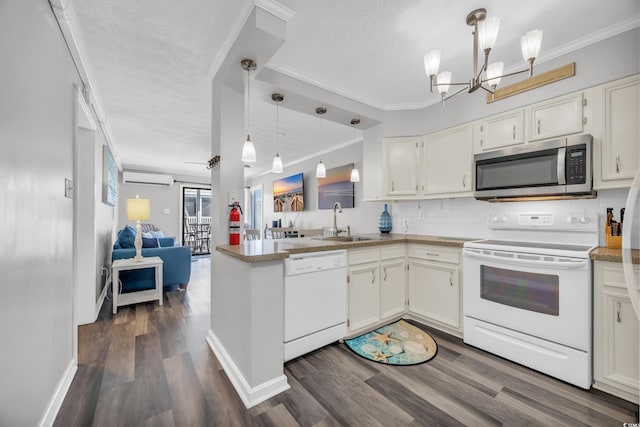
[463,210,598,389]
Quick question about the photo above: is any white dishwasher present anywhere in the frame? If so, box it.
[284,250,347,361]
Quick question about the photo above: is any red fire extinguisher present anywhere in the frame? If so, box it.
[228,201,243,245]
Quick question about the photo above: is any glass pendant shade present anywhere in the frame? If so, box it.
[521,29,543,61]
[478,16,500,51]
[272,152,283,173]
[424,50,441,77]
[436,71,452,95]
[316,160,326,178]
[241,134,256,163]
[350,167,360,182]
[486,61,504,87]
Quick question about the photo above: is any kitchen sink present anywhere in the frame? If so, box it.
[312,236,374,242]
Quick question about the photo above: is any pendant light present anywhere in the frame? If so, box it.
[350,118,360,182]
[271,93,284,173]
[241,59,257,163]
[315,107,327,178]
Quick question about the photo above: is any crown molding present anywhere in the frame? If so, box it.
[254,0,295,23]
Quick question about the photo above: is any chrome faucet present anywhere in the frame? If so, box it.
[332,202,342,237]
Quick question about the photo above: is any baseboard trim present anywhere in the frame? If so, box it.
[95,283,108,320]
[206,330,289,408]
[38,359,77,427]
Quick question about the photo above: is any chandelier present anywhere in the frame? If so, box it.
[424,8,543,104]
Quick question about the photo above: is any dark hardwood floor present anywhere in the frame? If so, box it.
[56,257,638,426]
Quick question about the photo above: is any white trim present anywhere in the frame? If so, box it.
[206,330,290,408]
[95,281,108,320]
[76,88,96,131]
[207,2,255,80]
[268,16,640,112]
[38,359,77,427]
[254,0,295,22]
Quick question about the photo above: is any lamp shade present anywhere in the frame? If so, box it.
[316,160,326,178]
[272,152,283,174]
[436,71,452,95]
[478,16,500,51]
[241,134,256,163]
[521,29,543,62]
[424,50,441,77]
[486,61,504,87]
[126,198,150,221]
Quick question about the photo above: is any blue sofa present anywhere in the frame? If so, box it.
[112,226,192,292]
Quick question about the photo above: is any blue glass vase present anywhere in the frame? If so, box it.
[378,204,392,233]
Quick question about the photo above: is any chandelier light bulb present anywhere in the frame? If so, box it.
[316,159,326,178]
[521,29,543,62]
[436,71,452,95]
[486,61,504,88]
[424,50,441,77]
[478,16,500,52]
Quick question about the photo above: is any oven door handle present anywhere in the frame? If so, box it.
[463,249,588,270]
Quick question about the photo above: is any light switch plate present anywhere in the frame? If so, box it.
[163,208,171,214]
[65,178,73,198]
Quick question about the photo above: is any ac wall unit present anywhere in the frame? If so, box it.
[122,171,174,187]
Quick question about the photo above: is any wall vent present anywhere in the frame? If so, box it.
[122,171,174,187]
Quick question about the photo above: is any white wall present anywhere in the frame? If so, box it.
[0,0,80,424]
[247,141,387,235]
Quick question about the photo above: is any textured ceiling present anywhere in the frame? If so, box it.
[70,0,639,178]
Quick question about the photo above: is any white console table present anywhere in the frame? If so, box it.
[112,256,164,314]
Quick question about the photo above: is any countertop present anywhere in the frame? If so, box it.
[216,233,476,263]
[590,247,640,264]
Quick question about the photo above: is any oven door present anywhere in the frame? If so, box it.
[463,248,591,351]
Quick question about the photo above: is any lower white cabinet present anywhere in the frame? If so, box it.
[407,244,462,337]
[593,261,640,403]
[347,245,406,333]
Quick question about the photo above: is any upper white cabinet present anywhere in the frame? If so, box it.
[422,124,473,196]
[600,75,640,184]
[479,109,525,151]
[384,137,420,196]
[529,92,584,141]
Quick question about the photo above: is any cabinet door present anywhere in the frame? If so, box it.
[529,93,583,141]
[380,257,406,319]
[408,259,460,330]
[601,75,640,182]
[348,262,380,331]
[422,125,472,195]
[480,110,525,152]
[384,137,420,196]
[601,293,639,392]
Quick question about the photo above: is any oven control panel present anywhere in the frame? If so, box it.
[518,213,553,226]
[488,210,598,233]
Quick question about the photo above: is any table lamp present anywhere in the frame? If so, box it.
[126,196,150,262]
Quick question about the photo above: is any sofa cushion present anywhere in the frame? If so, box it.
[142,237,160,248]
[117,226,136,248]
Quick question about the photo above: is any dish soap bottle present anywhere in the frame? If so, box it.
[378,204,392,233]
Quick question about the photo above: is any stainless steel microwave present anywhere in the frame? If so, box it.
[474,134,592,200]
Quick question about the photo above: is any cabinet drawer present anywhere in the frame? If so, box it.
[348,248,380,265]
[380,245,405,260]
[601,263,640,290]
[407,245,460,264]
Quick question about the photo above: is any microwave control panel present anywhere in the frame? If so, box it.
[566,145,587,184]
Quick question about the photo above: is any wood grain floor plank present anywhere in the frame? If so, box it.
[276,373,333,426]
[163,352,212,425]
[253,402,301,427]
[135,301,153,336]
[141,410,175,427]
[100,320,136,391]
[91,382,135,427]
[53,363,104,427]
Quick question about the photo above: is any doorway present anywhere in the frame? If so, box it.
[182,187,212,255]
[245,185,263,239]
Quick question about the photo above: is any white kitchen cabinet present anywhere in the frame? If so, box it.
[347,245,406,333]
[407,245,462,336]
[528,92,584,141]
[600,75,640,185]
[384,137,420,196]
[380,256,406,319]
[422,124,473,196]
[594,261,640,403]
[478,109,525,152]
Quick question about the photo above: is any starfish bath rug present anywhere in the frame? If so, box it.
[344,319,438,365]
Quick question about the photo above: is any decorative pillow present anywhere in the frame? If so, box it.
[141,231,153,238]
[149,230,165,238]
[117,226,136,249]
[142,237,160,248]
